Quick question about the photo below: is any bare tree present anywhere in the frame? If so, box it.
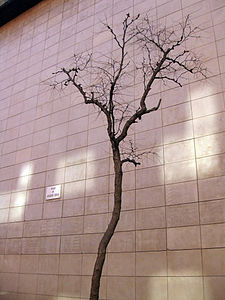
[52,13,205,300]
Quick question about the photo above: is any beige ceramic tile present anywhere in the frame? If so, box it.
[67,131,88,151]
[37,274,58,296]
[0,272,18,292]
[115,210,135,231]
[191,93,224,118]
[193,112,225,138]
[47,152,66,171]
[204,277,225,300]
[107,252,135,276]
[5,238,22,254]
[201,224,225,248]
[162,102,192,126]
[64,180,85,200]
[167,226,201,250]
[86,176,109,196]
[26,188,44,205]
[168,277,203,300]
[135,128,163,149]
[0,208,9,223]
[136,166,164,189]
[162,85,190,108]
[165,160,197,184]
[65,164,86,182]
[38,254,59,274]
[166,203,199,227]
[15,293,36,300]
[197,154,225,179]
[31,142,49,160]
[33,157,47,174]
[108,231,135,253]
[166,181,198,205]
[164,139,195,163]
[158,0,182,18]
[66,148,87,166]
[81,233,102,254]
[199,176,225,201]
[29,172,46,189]
[195,132,225,158]
[17,134,32,151]
[61,216,83,235]
[203,248,225,275]
[20,254,39,273]
[217,38,225,56]
[43,201,62,219]
[51,109,69,127]
[86,141,110,162]
[40,236,60,254]
[84,213,108,234]
[23,220,41,237]
[25,204,43,221]
[8,206,25,222]
[0,224,7,238]
[135,109,162,132]
[60,235,82,254]
[136,277,167,300]
[168,250,202,276]
[200,199,225,224]
[136,185,165,209]
[3,254,20,273]
[22,237,41,254]
[0,194,10,209]
[122,170,136,191]
[7,222,23,238]
[107,276,135,300]
[40,219,61,236]
[88,126,108,145]
[68,117,88,135]
[215,21,225,40]
[136,229,166,251]
[136,207,166,230]
[136,251,167,276]
[59,254,82,275]
[82,253,97,276]
[63,198,84,217]
[48,137,67,155]
[10,191,27,207]
[18,273,37,294]
[58,275,81,298]
[46,167,65,186]
[86,158,110,179]
[163,120,193,145]
[85,194,109,215]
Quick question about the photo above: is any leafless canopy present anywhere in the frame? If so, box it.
[52,13,206,300]
[52,14,205,165]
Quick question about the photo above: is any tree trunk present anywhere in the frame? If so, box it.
[89,146,122,300]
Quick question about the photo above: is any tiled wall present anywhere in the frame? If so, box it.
[0,0,224,299]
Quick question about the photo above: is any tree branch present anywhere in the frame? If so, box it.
[121,158,140,166]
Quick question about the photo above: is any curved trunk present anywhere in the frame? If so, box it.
[89,146,122,300]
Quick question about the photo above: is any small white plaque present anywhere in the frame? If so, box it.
[46,185,61,200]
